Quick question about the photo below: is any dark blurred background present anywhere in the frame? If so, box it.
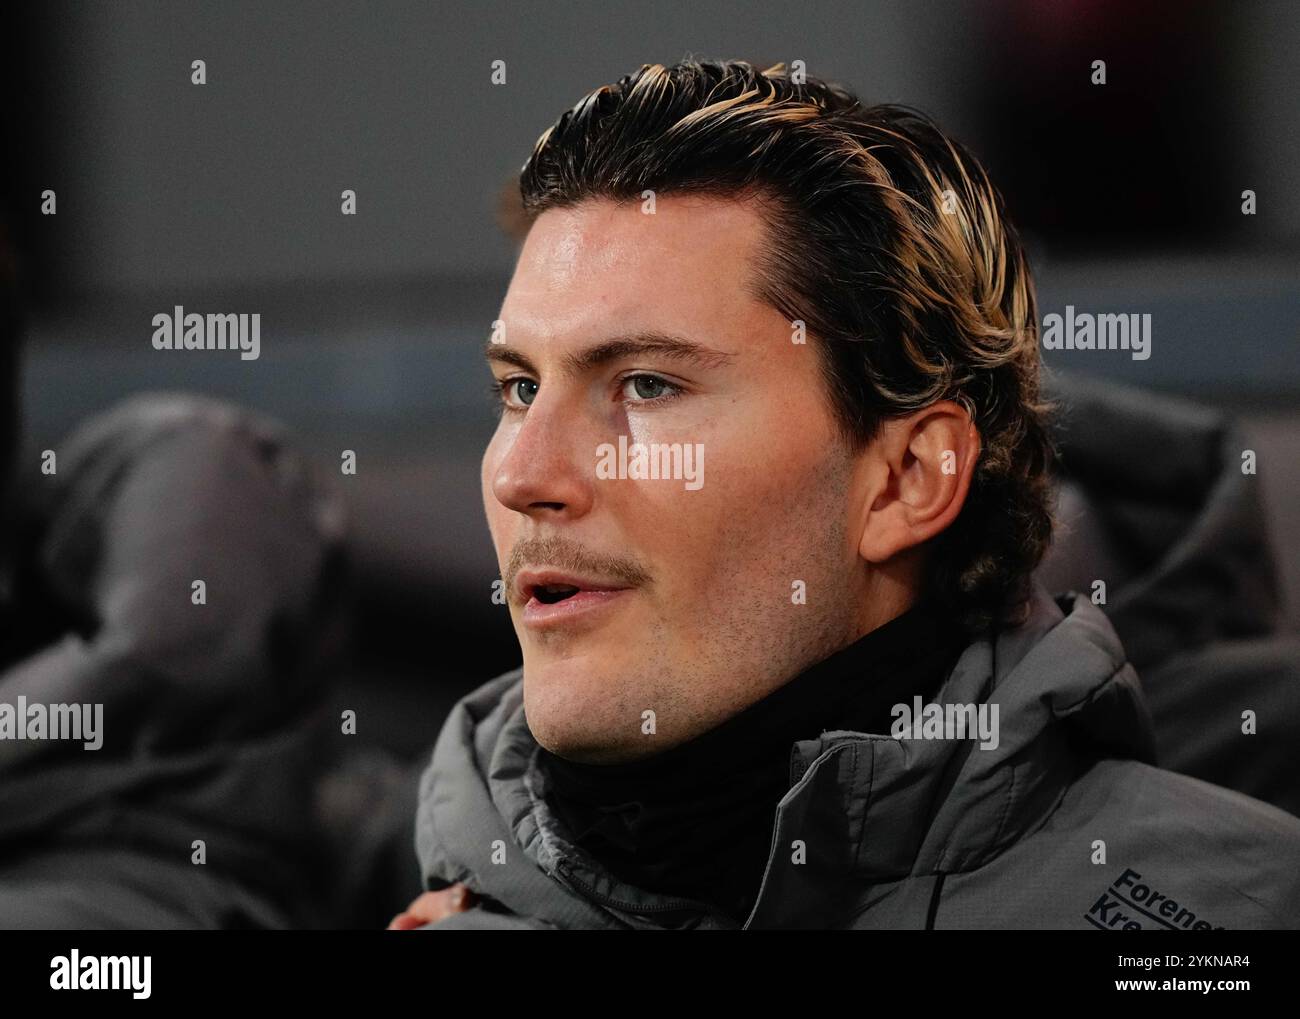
[1,1,1297,910]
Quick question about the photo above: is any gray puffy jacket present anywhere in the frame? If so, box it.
[414,583,1300,929]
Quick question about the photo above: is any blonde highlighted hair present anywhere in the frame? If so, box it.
[513,59,1056,635]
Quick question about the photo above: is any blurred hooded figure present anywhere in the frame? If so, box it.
[0,222,350,929]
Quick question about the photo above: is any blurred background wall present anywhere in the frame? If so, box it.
[3,0,1297,757]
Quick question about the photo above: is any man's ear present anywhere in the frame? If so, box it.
[857,401,980,564]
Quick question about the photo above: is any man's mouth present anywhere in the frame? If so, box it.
[533,583,581,605]
[515,568,636,628]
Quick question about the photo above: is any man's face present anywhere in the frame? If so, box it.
[482,195,876,763]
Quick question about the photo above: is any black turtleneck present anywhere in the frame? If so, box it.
[535,599,968,926]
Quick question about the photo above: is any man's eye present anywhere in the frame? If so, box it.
[505,378,538,407]
[622,374,680,402]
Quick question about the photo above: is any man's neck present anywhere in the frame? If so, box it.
[534,598,967,924]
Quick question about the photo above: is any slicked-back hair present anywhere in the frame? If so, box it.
[513,58,1056,636]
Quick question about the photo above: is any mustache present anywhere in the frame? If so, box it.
[504,535,651,591]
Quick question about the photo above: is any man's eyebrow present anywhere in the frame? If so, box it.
[483,332,737,377]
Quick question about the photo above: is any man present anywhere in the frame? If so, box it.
[400,59,1300,930]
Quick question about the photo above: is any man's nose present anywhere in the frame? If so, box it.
[490,396,595,519]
